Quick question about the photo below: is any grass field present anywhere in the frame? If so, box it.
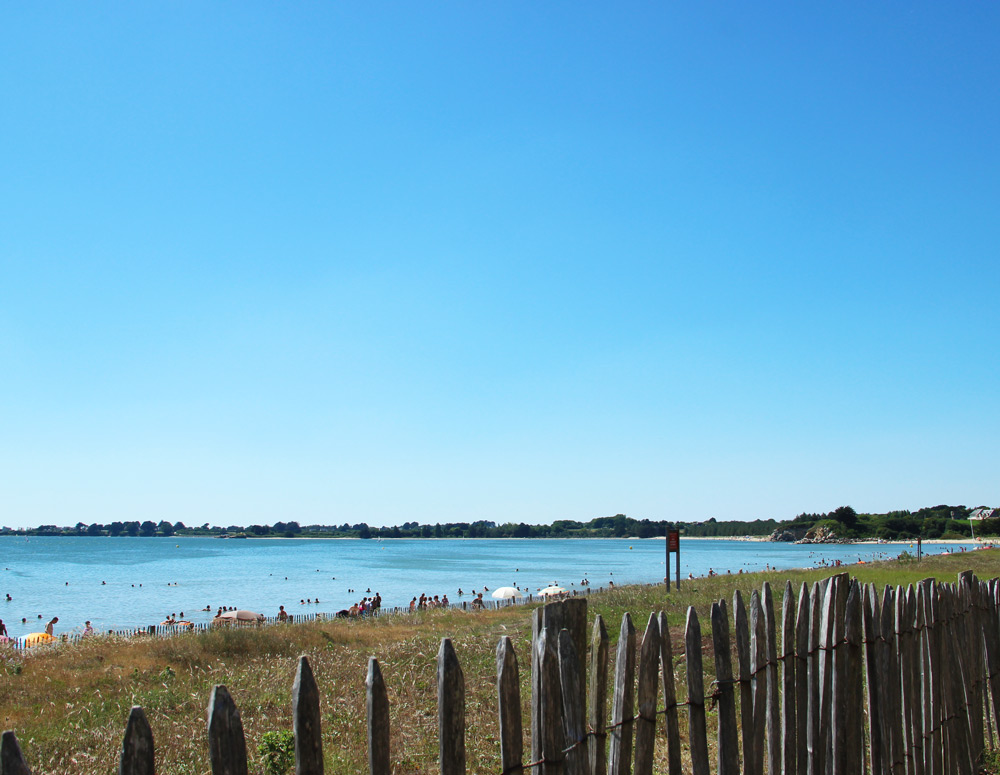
[2,548,998,774]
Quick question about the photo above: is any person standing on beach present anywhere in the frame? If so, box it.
[0,619,7,637]
[83,621,94,636]
[45,616,58,635]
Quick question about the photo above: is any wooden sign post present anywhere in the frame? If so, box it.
[665,529,681,591]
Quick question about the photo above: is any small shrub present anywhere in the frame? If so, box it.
[258,730,295,775]
[3,660,23,675]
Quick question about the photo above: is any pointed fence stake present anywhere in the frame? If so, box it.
[588,616,610,775]
[1,731,32,775]
[657,611,683,775]
[119,706,155,775]
[711,600,739,775]
[632,614,660,775]
[367,657,391,775]
[559,629,591,775]
[607,613,635,775]
[293,655,324,775]
[685,607,710,775]
[438,638,466,775]
[497,636,523,775]
[207,685,248,775]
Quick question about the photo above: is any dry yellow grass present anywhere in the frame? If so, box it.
[2,549,998,774]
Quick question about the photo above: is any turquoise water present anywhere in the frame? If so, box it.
[0,536,965,637]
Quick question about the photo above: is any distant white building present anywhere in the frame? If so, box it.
[969,507,999,521]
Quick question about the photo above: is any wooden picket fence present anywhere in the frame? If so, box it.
[2,570,998,774]
[3,593,548,652]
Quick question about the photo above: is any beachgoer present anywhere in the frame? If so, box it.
[278,605,288,621]
[409,597,417,612]
[471,593,485,610]
[0,619,6,637]
[45,616,58,635]
[83,621,94,636]
[441,594,449,607]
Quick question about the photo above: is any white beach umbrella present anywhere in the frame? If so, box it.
[491,586,523,599]
[538,586,568,597]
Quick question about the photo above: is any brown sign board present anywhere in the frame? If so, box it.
[667,530,680,552]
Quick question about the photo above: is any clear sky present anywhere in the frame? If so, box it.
[2,3,997,530]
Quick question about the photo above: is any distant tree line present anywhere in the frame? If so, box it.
[4,514,770,540]
[1,505,990,541]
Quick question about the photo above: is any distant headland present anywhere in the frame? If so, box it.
[2,504,995,542]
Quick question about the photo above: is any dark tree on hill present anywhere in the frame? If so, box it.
[833,506,858,530]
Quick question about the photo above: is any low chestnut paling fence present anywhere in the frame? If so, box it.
[3,590,577,651]
[2,570,999,775]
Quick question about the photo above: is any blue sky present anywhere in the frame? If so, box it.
[2,3,997,529]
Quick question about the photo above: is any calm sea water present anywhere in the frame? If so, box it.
[0,536,965,637]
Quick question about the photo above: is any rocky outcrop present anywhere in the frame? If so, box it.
[768,527,806,542]
[798,524,849,544]
[768,524,851,543]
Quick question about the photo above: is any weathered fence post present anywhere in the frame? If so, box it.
[534,598,588,772]
[711,599,739,775]
[1,731,32,775]
[904,585,924,775]
[795,582,810,775]
[763,582,781,775]
[120,706,155,775]
[588,616,609,775]
[750,590,767,775]
[807,582,822,775]
[844,581,863,775]
[293,655,324,775]
[438,638,466,775]
[607,613,635,775]
[559,629,591,775]
[367,657,391,775]
[539,629,565,775]
[781,581,797,775]
[497,637,523,775]
[685,607,710,775]
[657,611,683,775]
[207,685,249,775]
[734,590,755,775]
[632,614,660,775]
[830,575,848,775]
[896,587,915,775]
[863,584,884,775]
[982,581,1000,763]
